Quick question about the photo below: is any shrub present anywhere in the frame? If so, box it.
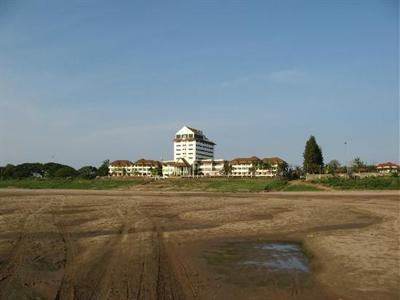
[54,166,78,178]
[264,179,288,191]
[78,166,98,179]
[314,176,399,190]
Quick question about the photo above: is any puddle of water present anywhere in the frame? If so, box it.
[239,242,310,272]
[205,241,313,289]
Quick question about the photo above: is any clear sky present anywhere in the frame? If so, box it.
[0,0,398,168]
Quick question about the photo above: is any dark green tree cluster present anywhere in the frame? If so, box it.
[97,160,110,176]
[303,136,324,174]
[0,160,110,180]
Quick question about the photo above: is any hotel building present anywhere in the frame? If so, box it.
[108,126,286,178]
[173,126,215,166]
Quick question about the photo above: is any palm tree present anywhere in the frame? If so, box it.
[223,161,233,177]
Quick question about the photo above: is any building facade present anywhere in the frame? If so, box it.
[197,159,226,176]
[255,157,287,177]
[162,158,192,177]
[230,156,260,177]
[109,159,162,177]
[173,126,215,165]
[109,160,134,176]
[229,156,287,177]
[132,159,162,176]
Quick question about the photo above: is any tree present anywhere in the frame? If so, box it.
[150,167,162,177]
[326,160,341,175]
[78,166,98,179]
[97,160,110,177]
[248,166,256,176]
[285,165,302,180]
[1,164,16,179]
[303,136,324,174]
[13,163,44,179]
[256,161,272,170]
[223,161,233,176]
[352,157,366,173]
[277,161,289,178]
[54,166,78,178]
[43,162,71,178]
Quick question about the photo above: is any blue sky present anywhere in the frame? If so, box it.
[0,0,398,168]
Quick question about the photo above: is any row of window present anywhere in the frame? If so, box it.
[197,144,214,151]
[176,134,194,139]
[175,142,213,149]
[197,150,213,156]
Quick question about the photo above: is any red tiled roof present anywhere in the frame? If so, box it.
[134,159,161,167]
[262,157,286,165]
[376,162,399,169]
[110,160,134,167]
[230,156,260,164]
[162,158,191,168]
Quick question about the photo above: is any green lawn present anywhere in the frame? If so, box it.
[3,176,396,192]
[313,176,400,190]
[0,177,289,192]
[0,178,148,190]
[283,184,322,192]
[145,178,289,192]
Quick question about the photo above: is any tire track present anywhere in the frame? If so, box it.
[0,197,60,299]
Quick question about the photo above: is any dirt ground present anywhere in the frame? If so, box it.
[0,189,398,300]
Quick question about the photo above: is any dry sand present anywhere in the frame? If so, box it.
[0,189,398,299]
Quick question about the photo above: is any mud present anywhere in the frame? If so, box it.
[0,189,398,299]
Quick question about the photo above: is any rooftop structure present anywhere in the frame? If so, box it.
[173,126,215,165]
[376,162,399,173]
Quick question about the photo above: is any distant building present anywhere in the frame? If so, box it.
[108,126,287,178]
[132,159,162,176]
[230,156,260,177]
[109,159,162,177]
[229,156,287,177]
[197,159,226,176]
[255,157,287,177]
[376,162,399,174]
[173,126,215,166]
[109,160,134,176]
[162,158,192,177]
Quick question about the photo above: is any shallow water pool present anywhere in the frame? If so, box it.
[239,242,310,272]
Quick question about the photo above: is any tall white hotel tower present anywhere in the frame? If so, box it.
[173,126,215,165]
